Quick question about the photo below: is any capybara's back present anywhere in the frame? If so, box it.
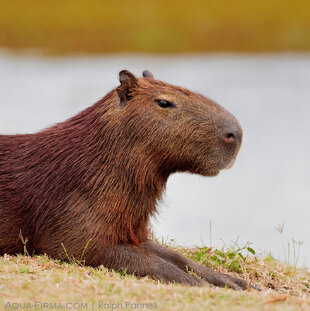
[0,70,251,290]
[0,135,27,254]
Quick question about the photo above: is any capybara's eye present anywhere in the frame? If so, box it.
[155,99,176,108]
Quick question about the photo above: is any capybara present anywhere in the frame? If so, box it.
[0,70,254,290]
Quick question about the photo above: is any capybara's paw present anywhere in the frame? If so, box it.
[202,271,261,291]
[220,273,261,291]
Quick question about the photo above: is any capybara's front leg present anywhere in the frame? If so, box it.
[142,240,260,290]
[98,244,206,286]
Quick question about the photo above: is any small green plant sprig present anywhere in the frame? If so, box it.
[184,240,256,274]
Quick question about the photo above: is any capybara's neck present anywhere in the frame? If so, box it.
[19,91,168,245]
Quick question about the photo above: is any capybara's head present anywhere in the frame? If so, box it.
[114,70,242,177]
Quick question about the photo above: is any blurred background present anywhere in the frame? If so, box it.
[0,0,309,267]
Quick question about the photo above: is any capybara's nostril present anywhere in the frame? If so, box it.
[222,124,243,145]
[223,132,236,144]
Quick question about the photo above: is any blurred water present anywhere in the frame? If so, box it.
[0,52,309,267]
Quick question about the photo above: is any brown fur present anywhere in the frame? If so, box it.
[0,70,256,290]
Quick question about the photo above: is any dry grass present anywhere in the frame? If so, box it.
[181,246,310,297]
[0,247,309,311]
[0,0,310,54]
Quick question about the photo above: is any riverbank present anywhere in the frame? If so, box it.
[0,0,310,54]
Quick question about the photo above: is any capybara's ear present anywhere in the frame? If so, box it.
[142,70,154,79]
[117,70,138,106]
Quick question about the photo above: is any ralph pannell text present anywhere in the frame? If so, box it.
[5,301,158,310]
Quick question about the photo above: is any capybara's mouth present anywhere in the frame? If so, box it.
[208,169,221,176]
[198,168,220,177]
[202,157,236,176]
[223,157,236,170]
